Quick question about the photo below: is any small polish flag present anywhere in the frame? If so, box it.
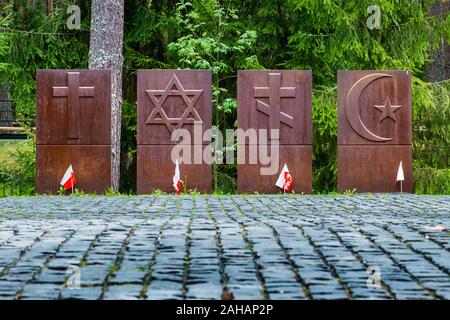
[396,161,404,182]
[60,164,76,192]
[173,160,181,195]
[276,164,294,192]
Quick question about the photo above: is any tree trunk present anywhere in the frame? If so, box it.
[88,0,124,191]
[425,0,449,82]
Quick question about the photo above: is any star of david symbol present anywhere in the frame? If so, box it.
[254,73,296,133]
[145,74,204,133]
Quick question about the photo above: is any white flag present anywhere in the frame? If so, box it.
[173,160,181,194]
[396,161,404,182]
[275,164,294,192]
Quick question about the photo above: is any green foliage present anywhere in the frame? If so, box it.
[412,79,450,194]
[312,86,338,193]
[413,79,450,169]
[1,0,449,195]
[413,166,450,194]
[284,0,445,83]
[167,0,262,192]
[0,129,35,196]
[343,189,357,196]
[0,9,11,71]
[72,188,87,197]
[57,186,67,196]
[0,1,90,118]
[152,189,166,196]
[105,187,122,197]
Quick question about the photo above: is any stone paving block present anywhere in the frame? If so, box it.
[60,286,102,300]
[0,195,448,300]
[33,268,67,284]
[103,285,142,300]
[186,283,223,300]
[145,280,183,300]
[227,284,264,300]
[20,283,61,300]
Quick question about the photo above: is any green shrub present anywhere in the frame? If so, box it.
[0,131,35,196]
[1,1,449,195]
[413,166,450,195]
[312,86,337,193]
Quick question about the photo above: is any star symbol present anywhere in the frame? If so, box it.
[373,97,402,123]
[145,74,203,133]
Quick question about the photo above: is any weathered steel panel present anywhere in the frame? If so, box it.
[137,145,212,194]
[237,70,312,194]
[338,70,412,145]
[137,70,212,145]
[238,70,312,145]
[338,145,412,193]
[36,70,111,145]
[337,70,413,193]
[237,145,312,194]
[137,70,212,194]
[36,145,111,194]
[36,70,112,194]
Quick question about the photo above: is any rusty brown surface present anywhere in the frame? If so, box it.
[36,145,111,194]
[36,70,111,145]
[137,145,212,194]
[36,70,112,194]
[137,70,212,194]
[237,145,312,194]
[237,70,312,194]
[338,145,412,193]
[337,70,412,193]
[337,70,412,145]
[238,70,312,145]
[137,70,212,145]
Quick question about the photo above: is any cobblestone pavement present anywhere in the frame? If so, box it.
[0,195,449,300]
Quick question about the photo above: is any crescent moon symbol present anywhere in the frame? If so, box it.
[345,73,393,142]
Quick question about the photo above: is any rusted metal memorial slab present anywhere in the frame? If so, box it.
[137,70,212,193]
[237,70,312,194]
[337,70,412,192]
[36,70,111,194]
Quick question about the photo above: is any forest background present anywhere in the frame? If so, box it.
[0,0,449,195]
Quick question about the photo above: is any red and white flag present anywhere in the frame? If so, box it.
[396,161,404,182]
[276,164,294,192]
[60,164,76,191]
[173,160,181,195]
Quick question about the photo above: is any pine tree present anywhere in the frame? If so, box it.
[89,0,125,191]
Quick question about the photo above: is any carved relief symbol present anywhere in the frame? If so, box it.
[373,96,402,123]
[345,73,402,142]
[254,73,296,132]
[145,74,204,133]
[52,72,95,139]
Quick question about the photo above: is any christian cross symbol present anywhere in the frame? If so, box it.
[52,72,95,139]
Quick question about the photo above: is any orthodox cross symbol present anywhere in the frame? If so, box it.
[52,72,95,139]
[253,73,296,133]
[373,96,402,123]
[145,74,204,133]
